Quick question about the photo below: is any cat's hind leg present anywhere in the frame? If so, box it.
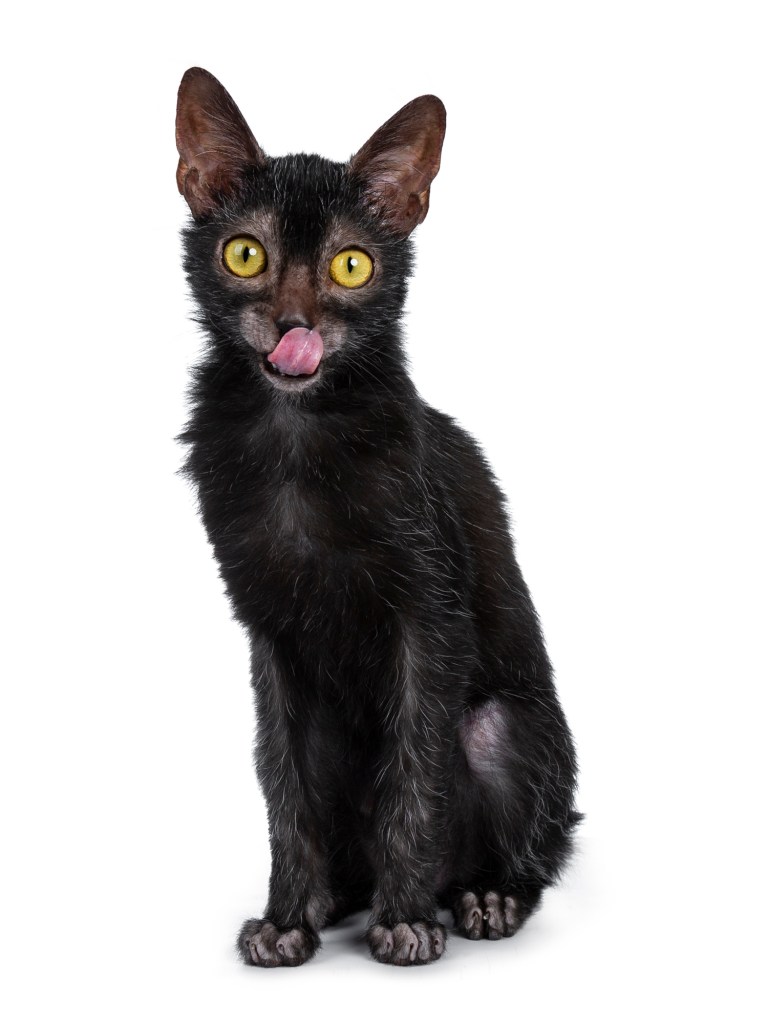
[446,695,579,941]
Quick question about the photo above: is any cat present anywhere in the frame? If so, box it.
[175,67,580,968]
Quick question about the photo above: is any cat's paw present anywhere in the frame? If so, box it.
[367,921,446,966]
[237,918,319,967]
[454,891,520,940]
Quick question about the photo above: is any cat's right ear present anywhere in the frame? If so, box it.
[175,68,266,221]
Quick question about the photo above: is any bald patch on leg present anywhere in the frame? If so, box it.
[458,698,509,780]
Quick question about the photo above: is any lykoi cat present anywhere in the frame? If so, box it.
[175,67,580,967]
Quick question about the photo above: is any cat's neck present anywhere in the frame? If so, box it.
[183,331,423,470]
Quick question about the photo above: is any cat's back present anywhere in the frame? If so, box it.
[420,402,535,638]
[422,404,510,524]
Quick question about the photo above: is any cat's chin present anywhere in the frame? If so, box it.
[259,354,323,392]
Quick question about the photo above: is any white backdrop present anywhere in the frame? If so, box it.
[1,2,766,1021]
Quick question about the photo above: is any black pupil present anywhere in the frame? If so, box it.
[242,245,252,263]
[347,256,355,274]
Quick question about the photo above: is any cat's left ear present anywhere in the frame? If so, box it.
[175,67,267,221]
[349,96,446,239]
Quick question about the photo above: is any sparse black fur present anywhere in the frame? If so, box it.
[177,71,579,967]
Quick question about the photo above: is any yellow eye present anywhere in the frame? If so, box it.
[223,236,267,278]
[329,249,373,289]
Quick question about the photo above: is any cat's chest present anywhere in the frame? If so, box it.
[243,416,396,556]
[261,478,319,551]
[242,469,386,630]
[254,466,386,558]
[205,434,428,631]
[203,408,423,583]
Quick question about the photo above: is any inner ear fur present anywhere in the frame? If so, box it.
[176,67,266,221]
[349,95,446,239]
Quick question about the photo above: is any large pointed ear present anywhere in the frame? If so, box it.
[175,67,267,221]
[349,96,446,238]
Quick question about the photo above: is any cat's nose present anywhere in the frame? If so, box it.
[275,318,312,338]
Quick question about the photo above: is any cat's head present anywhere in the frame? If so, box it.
[176,68,445,397]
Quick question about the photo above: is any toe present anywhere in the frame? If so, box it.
[456,891,484,939]
[483,891,505,940]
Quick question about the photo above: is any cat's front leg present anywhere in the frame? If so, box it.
[366,622,456,966]
[237,638,334,968]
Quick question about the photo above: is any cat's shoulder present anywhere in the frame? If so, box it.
[422,403,506,503]
[423,404,484,459]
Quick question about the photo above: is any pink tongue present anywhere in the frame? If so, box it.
[268,327,323,377]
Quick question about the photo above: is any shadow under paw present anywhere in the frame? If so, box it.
[454,891,521,940]
[367,921,446,966]
[238,918,319,967]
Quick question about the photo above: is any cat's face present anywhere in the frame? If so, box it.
[176,69,445,397]
[181,155,413,395]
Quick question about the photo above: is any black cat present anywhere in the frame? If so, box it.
[175,67,580,968]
